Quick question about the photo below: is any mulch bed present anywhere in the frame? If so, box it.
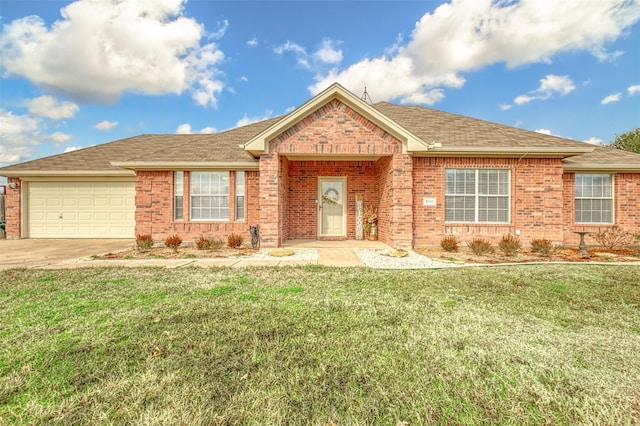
[96,245,640,264]
[96,246,260,260]
[414,247,640,264]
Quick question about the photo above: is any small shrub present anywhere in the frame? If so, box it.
[228,233,244,248]
[468,238,494,256]
[164,234,183,252]
[195,235,212,250]
[530,238,560,258]
[210,238,225,250]
[135,234,154,252]
[440,235,459,252]
[498,234,522,257]
[592,226,634,249]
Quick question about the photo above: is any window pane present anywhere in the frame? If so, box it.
[445,169,510,223]
[575,174,613,223]
[190,172,230,220]
[235,171,245,221]
[445,169,475,195]
[174,172,183,220]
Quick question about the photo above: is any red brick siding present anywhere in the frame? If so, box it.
[4,177,21,238]
[279,156,290,244]
[258,98,405,247]
[258,153,281,247]
[272,99,400,157]
[135,170,258,244]
[286,160,379,240]
[412,157,565,246]
[562,172,640,245]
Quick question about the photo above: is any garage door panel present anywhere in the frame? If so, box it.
[28,181,135,238]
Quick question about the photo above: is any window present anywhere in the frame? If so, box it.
[235,171,245,221]
[174,171,183,220]
[190,172,230,220]
[575,174,613,223]
[445,169,510,223]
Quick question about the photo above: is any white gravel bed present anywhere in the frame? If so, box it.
[248,248,319,261]
[354,249,472,269]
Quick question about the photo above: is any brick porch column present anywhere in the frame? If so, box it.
[389,153,414,248]
[258,152,281,247]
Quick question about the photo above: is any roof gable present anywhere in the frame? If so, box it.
[242,83,429,156]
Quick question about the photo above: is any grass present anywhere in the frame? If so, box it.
[1,265,639,425]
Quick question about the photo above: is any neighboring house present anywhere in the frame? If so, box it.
[1,83,639,248]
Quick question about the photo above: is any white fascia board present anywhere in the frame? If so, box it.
[0,170,135,178]
[414,146,594,158]
[563,164,640,172]
[110,161,259,170]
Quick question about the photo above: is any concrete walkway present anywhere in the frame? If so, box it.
[0,239,388,270]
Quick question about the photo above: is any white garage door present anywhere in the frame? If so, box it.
[28,181,135,238]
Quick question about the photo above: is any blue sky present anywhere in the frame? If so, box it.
[1,0,639,175]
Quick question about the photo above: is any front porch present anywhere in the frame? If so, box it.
[282,239,390,249]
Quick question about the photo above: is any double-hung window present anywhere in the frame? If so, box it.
[190,172,230,220]
[235,171,245,221]
[445,169,510,223]
[174,171,183,220]
[575,174,613,223]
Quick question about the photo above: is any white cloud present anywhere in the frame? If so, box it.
[601,92,622,104]
[274,41,306,56]
[400,89,445,105]
[64,146,84,153]
[274,41,310,68]
[514,75,575,105]
[1,0,226,107]
[240,76,248,82]
[175,123,216,134]
[313,39,343,65]
[95,120,118,131]
[275,38,343,70]
[24,96,79,119]
[514,95,536,105]
[47,132,72,144]
[0,109,41,165]
[310,0,640,104]
[499,104,512,111]
[247,37,258,47]
[535,129,553,135]
[628,84,640,95]
[583,137,604,145]
[236,110,274,127]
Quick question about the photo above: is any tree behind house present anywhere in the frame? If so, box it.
[610,127,640,153]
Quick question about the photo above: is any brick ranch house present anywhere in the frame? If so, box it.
[1,83,639,248]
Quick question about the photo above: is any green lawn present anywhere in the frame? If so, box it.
[1,265,639,425]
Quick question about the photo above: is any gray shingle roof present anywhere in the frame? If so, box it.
[372,102,590,150]
[1,100,638,175]
[562,145,640,170]
[0,118,279,174]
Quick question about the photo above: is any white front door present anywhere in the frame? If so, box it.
[318,177,346,237]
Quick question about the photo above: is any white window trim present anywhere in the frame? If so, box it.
[190,171,230,222]
[235,171,246,222]
[174,171,183,221]
[575,173,615,224]
[444,169,511,224]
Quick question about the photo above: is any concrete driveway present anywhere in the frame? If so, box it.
[0,239,134,270]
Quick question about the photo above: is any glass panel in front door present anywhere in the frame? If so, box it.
[321,180,344,236]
